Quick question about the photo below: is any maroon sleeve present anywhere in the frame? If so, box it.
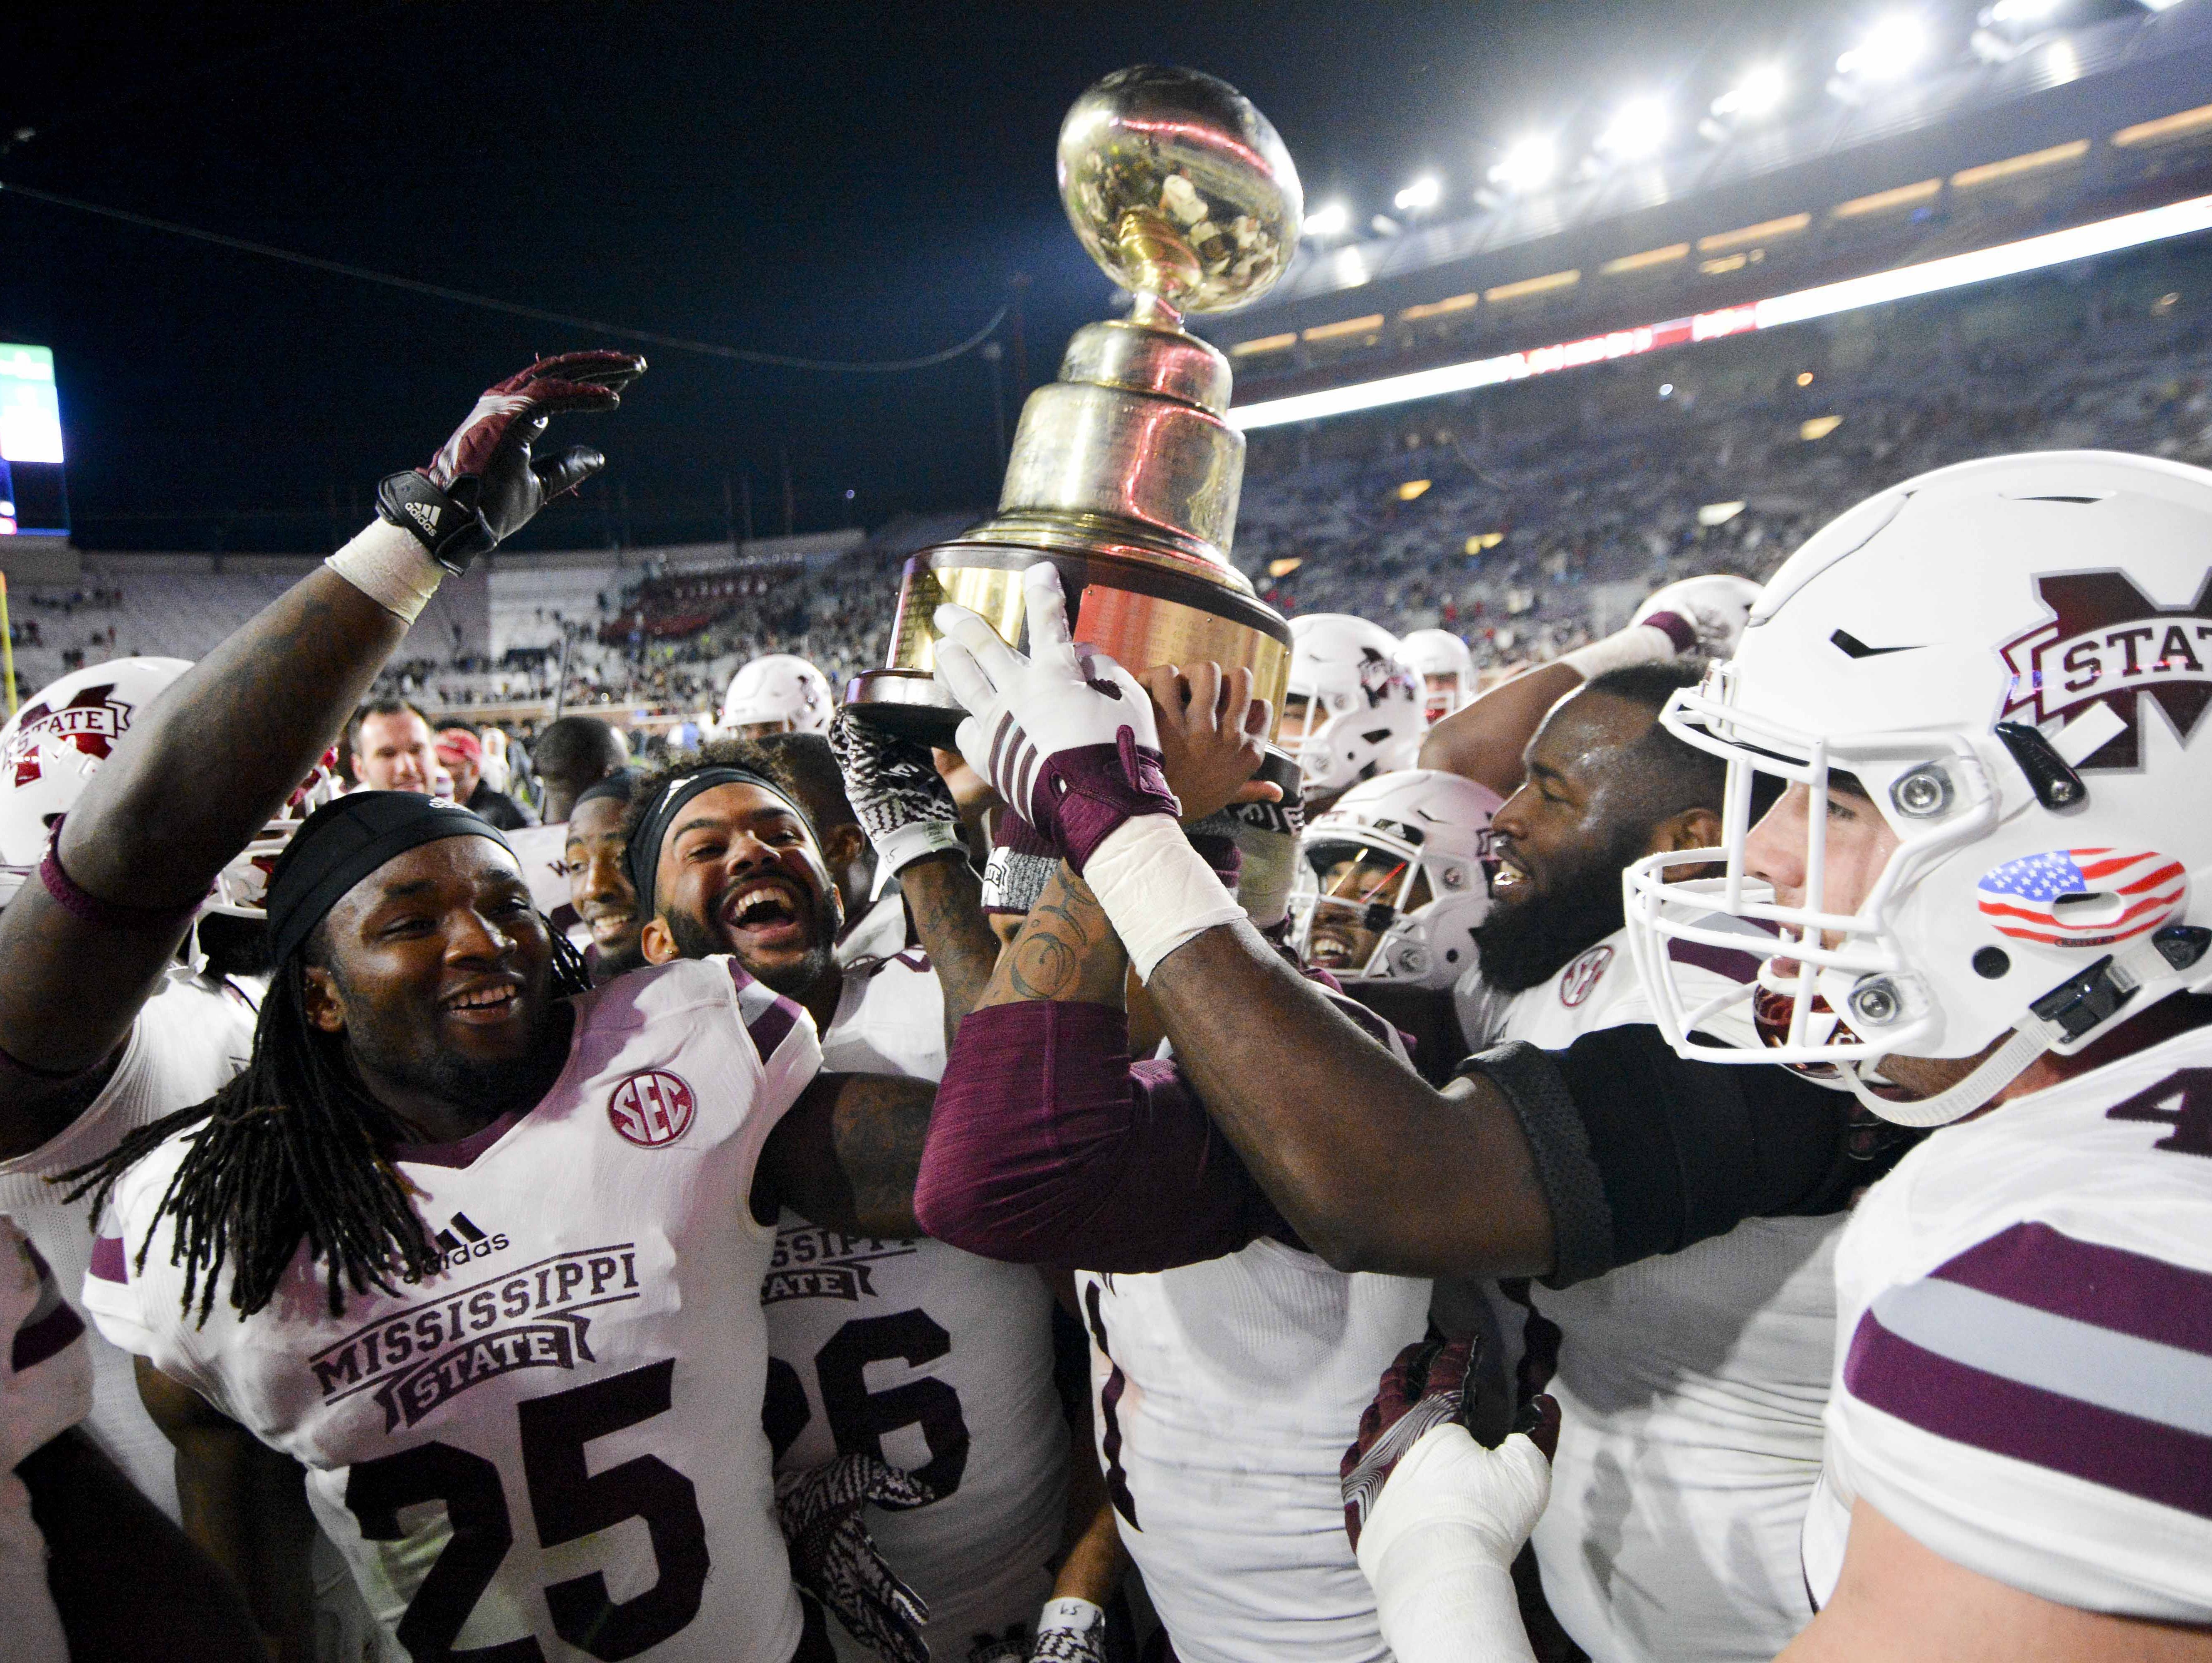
[915,1000,1291,1272]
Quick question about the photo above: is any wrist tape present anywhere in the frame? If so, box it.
[325,518,447,624]
[1558,617,1688,682]
[1082,814,1245,981]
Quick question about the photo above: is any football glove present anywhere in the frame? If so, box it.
[933,563,1180,873]
[774,1454,934,1663]
[828,711,969,876]
[378,351,646,572]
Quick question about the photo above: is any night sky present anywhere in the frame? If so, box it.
[7,0,1906,552]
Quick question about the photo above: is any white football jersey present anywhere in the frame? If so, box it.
[1464,926,1834,1663]
[0,1216,89,1663]
[84,957,822,1663]
[1078,1248,1429,1663]
[1804,1024,2212,1622]
[768,947,1066,1663]
[0,968,253,1519]
[1079,992,1429,1663]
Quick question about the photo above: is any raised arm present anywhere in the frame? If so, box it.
[1417,576,1755,791]
[0,353,642,1159]
[916,861,1285,1271]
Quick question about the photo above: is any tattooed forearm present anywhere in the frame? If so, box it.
[981,865,1128,1011]
[898,852,1003,1045]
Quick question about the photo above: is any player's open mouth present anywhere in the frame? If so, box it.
[1305,924,1362,967]
[1489,853,1531,896]
[442,979,523,1024]
[720,877,809,948]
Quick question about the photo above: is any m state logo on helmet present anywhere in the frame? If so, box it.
[1623,451,2212,1129]
[1996,568,2212,772]
[0,658,193,903]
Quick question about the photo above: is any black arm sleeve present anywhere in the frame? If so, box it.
[1459,1025,1859,1286]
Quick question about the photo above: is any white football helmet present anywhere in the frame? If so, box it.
[0,658,192,906]
[1625,452,2212,1128]
[1291,768,1502,987]
[720,653,833,736]
[1284,614,1424,791]
[1397,628,1477,724]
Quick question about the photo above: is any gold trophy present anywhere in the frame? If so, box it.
[846,64,1303,742]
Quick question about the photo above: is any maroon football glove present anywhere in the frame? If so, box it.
[378,351,646,571]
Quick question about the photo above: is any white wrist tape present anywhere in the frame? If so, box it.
[1036,1596,1105,1633]
[1558,622,1676,682]
[875,817,970,877]
[325,518,447,624]
[1355,1424,1550,1663]
[1082,814,1246,981]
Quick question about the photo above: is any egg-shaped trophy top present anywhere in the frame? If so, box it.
[1057,65,1304,318]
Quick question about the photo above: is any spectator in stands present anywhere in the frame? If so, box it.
[346,697,435,793]
[432,725,537,830]
[530,714,630,822]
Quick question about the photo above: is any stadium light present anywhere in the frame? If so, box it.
[1988,0,2061,22]
[1489,137,1558,193]
[2138,0,2187,10]
[1837,15,1929,79]
[1304,201,1351,240]
[1597,97,1670,160]
[1712,65,1788,121]
[1228,190,2212,431]
[1394,175,1444,215]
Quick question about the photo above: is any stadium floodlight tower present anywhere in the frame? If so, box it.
[847,65,1302,743]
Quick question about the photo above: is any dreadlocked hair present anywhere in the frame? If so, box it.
[59,920,592,1327]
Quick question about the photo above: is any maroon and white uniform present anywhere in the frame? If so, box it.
[768,946,1065,1663]
[1804,1026,2212,1619]
[0,968,253,1518]
[0,1219,89,1663]
[84,957,823,1663]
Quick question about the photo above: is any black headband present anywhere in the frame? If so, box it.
[623,766,805,921]
[265,792,516,969]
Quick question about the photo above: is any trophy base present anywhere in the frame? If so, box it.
[845,669,966,747]
[846,533,1292,752]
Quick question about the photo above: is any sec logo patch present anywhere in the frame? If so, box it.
[1557,944,1614,1009]
[608,1070,696,1148]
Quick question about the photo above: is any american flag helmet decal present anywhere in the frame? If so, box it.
[1975,848,2187,948]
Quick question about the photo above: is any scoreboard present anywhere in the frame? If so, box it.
[0,344,68,537]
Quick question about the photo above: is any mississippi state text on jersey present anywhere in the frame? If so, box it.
[82,956,820,1663]
[768,945,1066,1663]
[1805,1025,2212,1622]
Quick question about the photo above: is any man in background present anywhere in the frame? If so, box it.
[433,723,536,829]
[345,698,434,793]
[530,713,631,822]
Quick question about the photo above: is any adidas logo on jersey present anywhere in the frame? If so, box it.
[405,500,442,535]
[404,1212,510,1281]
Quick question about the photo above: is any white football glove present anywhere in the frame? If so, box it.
[1632,573,1762,661]
[932,562,1180,871]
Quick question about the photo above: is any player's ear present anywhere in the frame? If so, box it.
[1658,806,1723,855]
[638,915,680,966]
[823,822,869,872]
[300,967,346,1034]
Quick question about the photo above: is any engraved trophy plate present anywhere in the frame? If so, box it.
[847,65,1303,745]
